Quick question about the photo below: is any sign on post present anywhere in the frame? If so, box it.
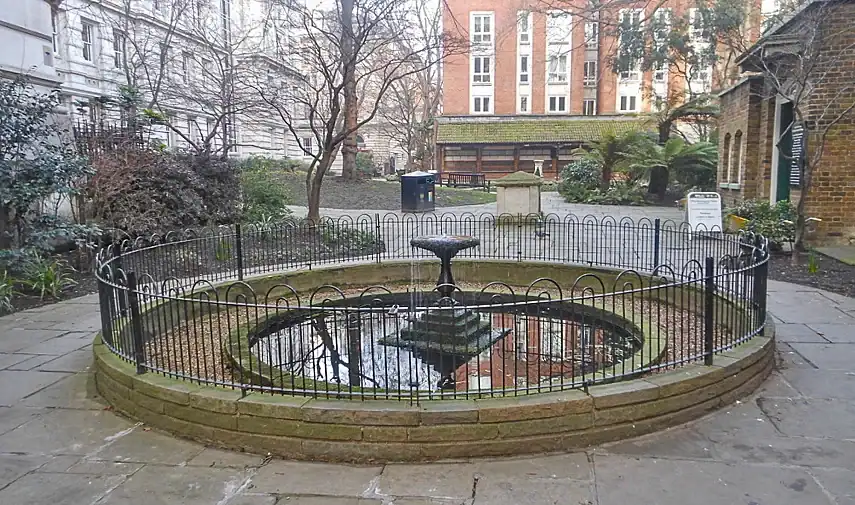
[686,192,723,234]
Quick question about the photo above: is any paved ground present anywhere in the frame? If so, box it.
[1,278,854,505]
[287,191,686,222]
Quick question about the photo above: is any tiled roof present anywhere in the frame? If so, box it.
[436,117,651,144]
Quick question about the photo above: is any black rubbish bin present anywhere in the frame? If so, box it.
[400,171,436,213]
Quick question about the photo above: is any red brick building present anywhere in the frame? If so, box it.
[717,0,855,243]
[437,0,763,179]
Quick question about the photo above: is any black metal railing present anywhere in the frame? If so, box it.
[94,213,769,401]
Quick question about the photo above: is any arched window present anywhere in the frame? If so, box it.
[356,135,366,150]
[722,133,732,183]
[733,130,743,186]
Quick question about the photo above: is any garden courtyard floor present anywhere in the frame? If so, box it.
[1,281,854,504]
[2,200,854,504]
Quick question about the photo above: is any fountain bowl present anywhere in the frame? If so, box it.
[410,235,480,258]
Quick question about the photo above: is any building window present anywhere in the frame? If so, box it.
[689,8,704,41]
[584,21,598,49]
[472,14,492,44]
[582,99,596,115]
[81,21,95,62]
[546,12,570,42]
[734,130,744,184]
[548,96,567,113]
[159,42,168,65]
[583,60,596,86]
[473,96,491,114]
[520,95,529,113]
[723,133,732,182]
[300,136,313,156]
[519,55,529,83]
[654,63,666,82]
[548,54,567,83]
[619,60,640,81]
[201,58,212,85]
[619,95,638,112]
[188,116,199,144]
[182,52,191,82]
[518,11,530,44]
[473,56,491,83]
[112,29,124,69]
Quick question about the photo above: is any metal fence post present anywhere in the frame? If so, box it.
[753,238,769,326]
[375,213,382,264]
[96,273,113,347]
[652,218,661,271]
[704,256,715,365]
[235,223,244,281]
[126,272,147,374]
[111,242,127,315]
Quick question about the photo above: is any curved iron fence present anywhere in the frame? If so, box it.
[94,212,769,401]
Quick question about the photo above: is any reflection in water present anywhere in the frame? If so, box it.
[253,303,640,393]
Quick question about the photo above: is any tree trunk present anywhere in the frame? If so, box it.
[0,205,14,250]
[339,0,357,181]
[307,174,324,224]
[601,165,612,191]
[648,120,672,199]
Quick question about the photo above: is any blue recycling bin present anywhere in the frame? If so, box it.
[401,171,436,213]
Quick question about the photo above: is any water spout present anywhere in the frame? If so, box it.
[410,235,480,299]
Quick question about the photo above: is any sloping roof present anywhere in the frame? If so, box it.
[436,116,651,144]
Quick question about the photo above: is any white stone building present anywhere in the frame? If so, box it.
[0,0,61,91]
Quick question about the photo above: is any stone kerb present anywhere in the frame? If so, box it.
[94,259,773,463]
[94,329,773,462]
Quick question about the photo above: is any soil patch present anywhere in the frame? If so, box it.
[768,251,855,298]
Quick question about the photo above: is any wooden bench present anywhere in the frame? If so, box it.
[442,173,490,191]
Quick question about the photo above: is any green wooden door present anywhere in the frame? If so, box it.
[776,103,794,202]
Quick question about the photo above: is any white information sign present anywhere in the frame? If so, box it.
[686,192,723,233]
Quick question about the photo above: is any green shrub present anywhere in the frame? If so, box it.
[558,160,645,205]
[240,168,292,223]
[729,199,796,248]
[21,255,76,300]
[0,271,15,313]
[235,155,307,173]
[356,152,378,178]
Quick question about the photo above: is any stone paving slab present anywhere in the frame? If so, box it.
[1,277,855,504]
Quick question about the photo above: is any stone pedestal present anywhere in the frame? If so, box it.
[494,171,543,217]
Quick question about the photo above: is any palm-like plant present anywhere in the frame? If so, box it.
[576,130,652,190]
[632,139,718,198]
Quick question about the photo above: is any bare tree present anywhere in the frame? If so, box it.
[741,0,855,257]
[377,0,443,172]
[258,0,464,223]
[90,0,278,158]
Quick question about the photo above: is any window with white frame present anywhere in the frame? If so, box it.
[112,28,123,69]
[188,116,198,144]
[520,95,529,113]
[472,56,491,83]
[519,55,529,83]
[584,21,598,49]
[619,95,638,112]
[81,20,95,62]
[546,12,570,41]
[582,99,596,115]
[548,54,567,83]
[201,58,212,85]
[618,9,642,81]
[473,96,491,113]
[689,8,704,41]
[548,95,567,113]
[472,13,492,44]
[583,60,596,86]
[540,319,567,360]
[518,11,530,44]
[182,52,191,82]
[654,63,666,82]
[300,136,313,155]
